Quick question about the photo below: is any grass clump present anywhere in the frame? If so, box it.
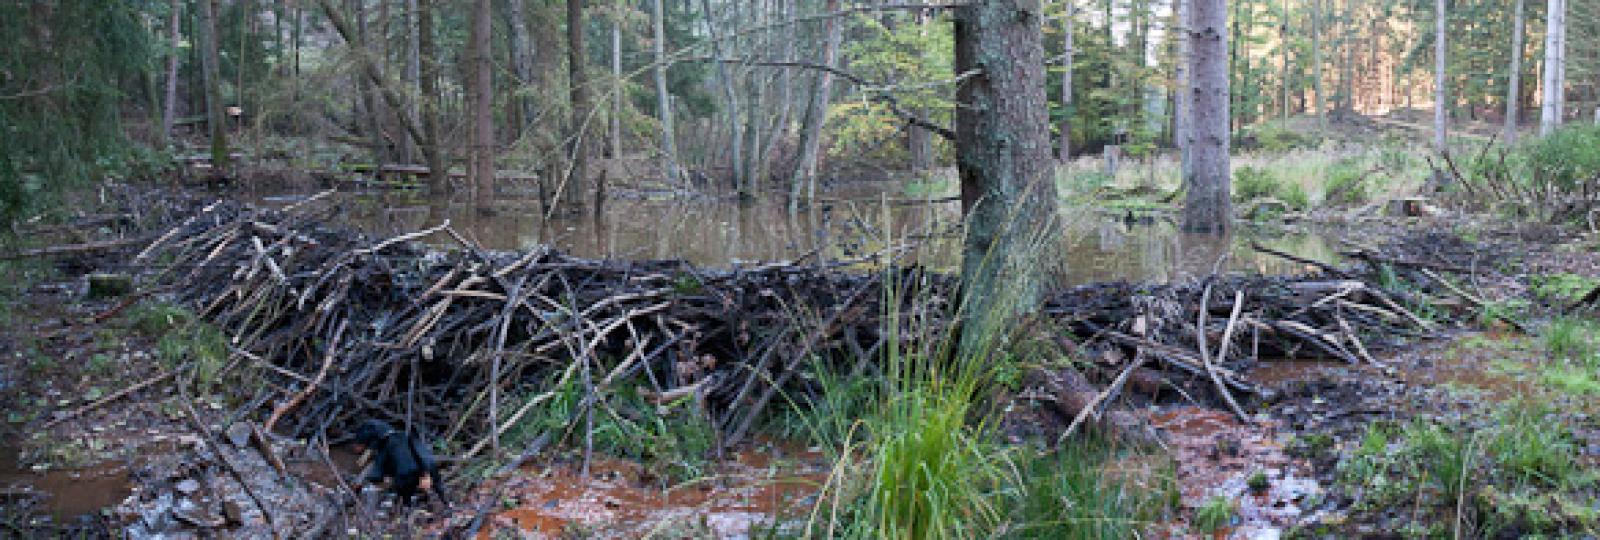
[1322,158,1371,206]
[1193,496,1235,533]
[1003,439,1175,539]
[1531,273,1600,305]
[1542,316,1597,361]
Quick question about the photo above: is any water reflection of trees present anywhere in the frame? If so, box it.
[321,193,1331,286]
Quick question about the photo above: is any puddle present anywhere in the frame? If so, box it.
[1248,361,1370,388]
[242,187,1337,286]
[1148,406,1322,538]
[480,445,826,539]
[0,443,132,520]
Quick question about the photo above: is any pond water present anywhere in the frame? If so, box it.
[247,183,1339,287]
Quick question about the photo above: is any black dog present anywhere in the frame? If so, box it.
[350,420,448,507]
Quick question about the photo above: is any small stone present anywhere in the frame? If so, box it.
[225,423,252,447]
[222,501,244,525]
[175,479,201,495]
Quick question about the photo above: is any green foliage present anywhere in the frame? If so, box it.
[1233,166,1307,210]
[0,1,155,224]
[1193,496,1236,533]
[1234,166,1280,201]
[1245,121,1320,153]
[1461,125,1600,221]
[1003,440,1175,539]
[1543,317,1598,361]
[1486,405,1578,488]
[1402,421,1472,501]
[506,370,715,483]
[830,13,955,166]
[1530,273,1600,304]
[154,315,229,388]
[1322,159,1371,206]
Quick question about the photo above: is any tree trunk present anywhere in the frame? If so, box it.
[1175,0,1191,167]
[197,0,229,171]
[953,0,1059,341]
[506,0,535,142]
[401,0,420,163]
[791,0,842,205]
[1505,0,1525,144]
[1059,0,1074,161]
[355,0,388,167]
[1540,0,1565,136]
[1311,0,1324,122]
[610,0,623,158]
[604,0,623,206]
[1433,0,1447,154]
[699,0,745,198]
[1279,0,1290,119]
[161,0,182,147]
[763,0,798,177]
[417,0,446,191]
[469,0,495,201]
[566,0,591,209]
[650,0,679,184]
[1182,0,1231,233]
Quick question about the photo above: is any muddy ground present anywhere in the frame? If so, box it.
[2,187,1598,539]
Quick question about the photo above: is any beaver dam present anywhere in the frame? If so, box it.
[31,187,1511,537]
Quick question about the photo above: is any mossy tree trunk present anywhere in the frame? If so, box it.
[953,0,1059,343]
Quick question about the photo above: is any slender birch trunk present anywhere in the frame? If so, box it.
[650,0,679,184]
[1540,0,1565,136]
[792,0,842,205]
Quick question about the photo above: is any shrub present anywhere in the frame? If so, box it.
[1233,166,1279,201]
[1323,159,1371,206]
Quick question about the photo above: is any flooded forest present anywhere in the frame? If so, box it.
[6,0,1600,538]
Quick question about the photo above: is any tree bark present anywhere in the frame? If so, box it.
[468,0,495,201]
[161,0,182,147]
[1540,0,1565,136]
[650,0,679,184]
[1311,0,1324,123]
[603,0,623,206]
[197,0,229,171]
[1175,0,1191,167]
[1059,1,1074,162]
[791,0,842,205]
[1182,0,1231,233]
[355,0,388,167]
[506,0,536,141]
[417,0,446,191]
[1505,0,1525,144]
[1433,0,1447,154]
[566,0,591,209]
[700,0,745,198]
[953,0,1059,342]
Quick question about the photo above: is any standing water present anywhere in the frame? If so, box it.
[247,186,1336,286]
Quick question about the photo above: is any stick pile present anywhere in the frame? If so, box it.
[130,192,1441,460]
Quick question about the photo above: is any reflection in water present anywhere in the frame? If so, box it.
[250,188,1337,287]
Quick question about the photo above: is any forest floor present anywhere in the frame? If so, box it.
[2,175,1599,538]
